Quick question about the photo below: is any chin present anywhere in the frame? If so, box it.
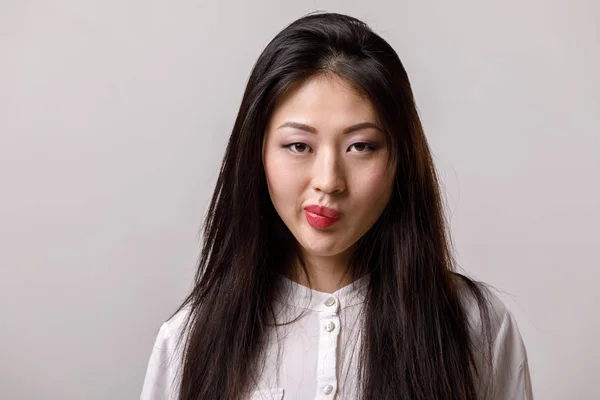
[299,238,350,258]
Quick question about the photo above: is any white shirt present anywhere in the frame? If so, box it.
[140,274,533,399]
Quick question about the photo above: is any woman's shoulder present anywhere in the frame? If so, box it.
[140,304,193,400]
[453,273,510,336]
[452,273,533,399]
[162,304,193,340]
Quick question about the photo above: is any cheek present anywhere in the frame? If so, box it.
[264,155,304,214]
[351,165,394,210]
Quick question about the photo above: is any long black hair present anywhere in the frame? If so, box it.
[172,11,494,400]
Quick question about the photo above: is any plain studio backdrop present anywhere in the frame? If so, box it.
[1,0,598,399]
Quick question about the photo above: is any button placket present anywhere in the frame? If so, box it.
[315,295,341,399]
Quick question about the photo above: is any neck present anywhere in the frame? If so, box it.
[286,245,356,293]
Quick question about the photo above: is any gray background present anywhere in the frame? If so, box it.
[1,0,598,399]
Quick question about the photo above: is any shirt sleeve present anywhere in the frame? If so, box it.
[490,309,534,400]
[140,321,181,400]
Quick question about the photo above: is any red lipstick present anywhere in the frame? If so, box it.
[304,205,341,228]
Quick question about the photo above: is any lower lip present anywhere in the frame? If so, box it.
[305,211,340,228]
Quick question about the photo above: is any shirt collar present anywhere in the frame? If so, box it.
[275,272,370,312]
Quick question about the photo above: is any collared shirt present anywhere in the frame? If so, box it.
[140,273,533,399]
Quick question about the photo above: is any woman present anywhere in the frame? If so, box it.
[140,11,532,400]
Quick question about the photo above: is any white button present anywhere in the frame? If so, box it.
[324,297,336,307]
[325,321,335,332]
[323,384,333,395]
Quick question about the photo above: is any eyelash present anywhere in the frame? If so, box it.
[283,142,378,154]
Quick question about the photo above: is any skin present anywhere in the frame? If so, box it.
[262,74,396,293]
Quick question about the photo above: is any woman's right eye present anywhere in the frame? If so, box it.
[283,143,312,154]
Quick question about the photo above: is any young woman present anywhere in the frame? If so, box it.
[140,11,532,400]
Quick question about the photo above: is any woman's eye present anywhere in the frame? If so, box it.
[284,143,311,154]
[349,142,377,152]
[283,142,376,154]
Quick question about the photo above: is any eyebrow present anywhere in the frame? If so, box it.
[276,121,384,134]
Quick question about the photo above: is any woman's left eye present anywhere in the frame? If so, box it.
[348,143,377,152]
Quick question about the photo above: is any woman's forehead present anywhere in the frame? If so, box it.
[267,75,380,132]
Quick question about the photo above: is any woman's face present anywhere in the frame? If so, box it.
[262,74,395,263]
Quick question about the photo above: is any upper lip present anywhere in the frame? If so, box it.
[304,204,342,219]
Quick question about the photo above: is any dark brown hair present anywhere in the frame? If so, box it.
[173,11,493,400]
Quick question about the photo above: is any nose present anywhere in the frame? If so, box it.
[311,147,346,194]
